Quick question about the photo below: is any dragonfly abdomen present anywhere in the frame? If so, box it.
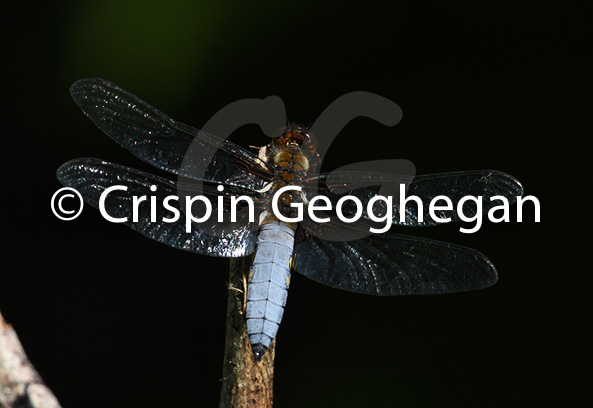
[246,221,294,361]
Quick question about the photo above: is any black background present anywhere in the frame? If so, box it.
[4,1,590,407]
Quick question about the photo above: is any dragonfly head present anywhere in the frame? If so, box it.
[273,125,317,154]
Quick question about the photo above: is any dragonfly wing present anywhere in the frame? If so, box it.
[57,157,261,257]
[70,78,273,190]
[292,221,497,295]
[306,170,523,226]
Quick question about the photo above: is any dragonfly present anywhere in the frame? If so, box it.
[57,78,523,361]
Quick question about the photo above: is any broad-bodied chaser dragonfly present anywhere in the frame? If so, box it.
[58,78,523,361]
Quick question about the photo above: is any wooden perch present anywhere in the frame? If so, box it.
[0,311,61,408]
[219,257,275,408]
[1,257,274,408]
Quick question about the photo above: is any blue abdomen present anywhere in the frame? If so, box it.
[246,221,294,360]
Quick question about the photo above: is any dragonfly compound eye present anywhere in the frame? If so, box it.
[301,131,317,153]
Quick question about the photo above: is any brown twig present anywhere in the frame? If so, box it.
[219,257,275,408]
[0,311,61,408]
[1,257,275,408]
